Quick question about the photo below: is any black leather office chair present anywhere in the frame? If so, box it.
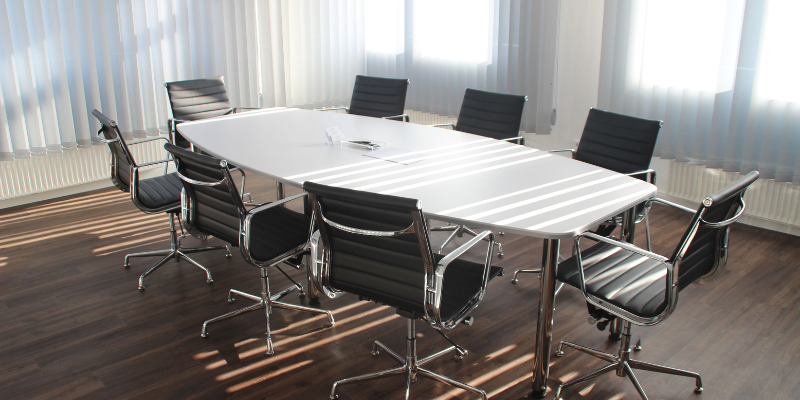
[552,171,759,400]
[92,110,230,290]
[430,88,527,255]
[319,75,410,121]
[165,76,259,203]
[512,108,663,288]
[165,76,260,148]
[304,181,503,400]
[164,143,334,355]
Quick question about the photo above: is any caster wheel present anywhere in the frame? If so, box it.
[695,387,703,393]
[138,285,145,290]
[555,350,564,357]
[206,279,213,284]
[201,333,209,338]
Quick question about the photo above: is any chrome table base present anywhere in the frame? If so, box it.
[430,223,503,256]
[554,321,703,400]
[330,319,486,400]
[124,213,231,290]
[200,266,334,355]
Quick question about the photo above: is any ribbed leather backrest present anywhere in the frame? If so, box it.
[575,109,662,174]
[673,171,759,290]
[165,76,233,121]
[165,143,244,245]
[348,75,409,118]
[454,89,526,140]
[304,181,431,316]
[92,110,135,192]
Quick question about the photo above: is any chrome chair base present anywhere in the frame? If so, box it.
[554,322,703,400]
[124,213,231,290]
[430,223,503,256]
[330,319,486,400]
[200,265,335,355]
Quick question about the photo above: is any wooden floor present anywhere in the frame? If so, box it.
[2,174,800,400]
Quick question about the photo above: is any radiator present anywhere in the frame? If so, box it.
[0,139,169,201]
[665,161,800,228]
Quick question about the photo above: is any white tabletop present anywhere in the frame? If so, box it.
[177,108,656,239]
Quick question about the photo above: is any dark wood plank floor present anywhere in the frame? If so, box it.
[2,174,799,400]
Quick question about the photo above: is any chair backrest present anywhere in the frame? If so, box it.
[92,109,137,192]
[304,181,436,318]
[164,143,244,245]
[575,108,662,175]
[348,75,410,118]
[454,88,527,140]
[671,171,759,290]
[165,76,233,122]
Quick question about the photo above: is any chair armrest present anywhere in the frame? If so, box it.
[429,123,455,129]
[625,168,656,184]
[168,118,191,125]
[318,107,349,112]
[579,231,668,263]
[573,231,675,325]
[382,114,410,122]
[498,136,525,145]
[246,192,308,215]
[127,136,170,146]
[232,107,261,113]
[425,230,496,330]
[546,148,576,157]
[645,198,697,214]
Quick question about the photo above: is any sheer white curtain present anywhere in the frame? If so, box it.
[257,0,366,110]
[363,0,559,134]
[0,0,260,161]
[599,0,800,184]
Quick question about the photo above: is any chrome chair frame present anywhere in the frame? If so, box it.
[93,111,231,290]
[307,194,495,399]
[318,106,410,122]
[174,159,334,355]
[554,191,749,400]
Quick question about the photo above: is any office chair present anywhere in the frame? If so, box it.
[553,171,759,400]
[165,76,259,202]
[164,144,334,355]
[512,108,662,290]
[304,181,503,400]
[430,88,527,255]
[319,75,410,121]
[92,110,231,290]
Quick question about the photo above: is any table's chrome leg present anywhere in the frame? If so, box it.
[276,182,285,203]
[532,238,559,398]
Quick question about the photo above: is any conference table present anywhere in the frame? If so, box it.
[177,107,656,397]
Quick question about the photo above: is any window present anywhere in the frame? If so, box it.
[755,0,800,102]
[414,0,493,63]
[639,0,744,92]
[365,0,405,54]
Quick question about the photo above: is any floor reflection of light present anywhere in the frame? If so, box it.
[194,350,220,360]
[216,314,400,381]
[226,359,314,393]
[485,345,517,361]
[270,301,370,335]
[485,373,532,398]
[93,233,170,253]
[559,371,579,382]
[114,227,166,240]
[237,305,388,360]
[0,256,8,267]
[234,338,260,348]
[578,382,596,396]
[0,196,128,225]
[435,353,534,400]
[0,191,122,220]
[0,213,152,249]
[431,353,535,400]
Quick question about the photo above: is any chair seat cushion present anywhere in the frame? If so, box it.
[556,241,668,318]
[137,173,182,211]
[248,206,311,263]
